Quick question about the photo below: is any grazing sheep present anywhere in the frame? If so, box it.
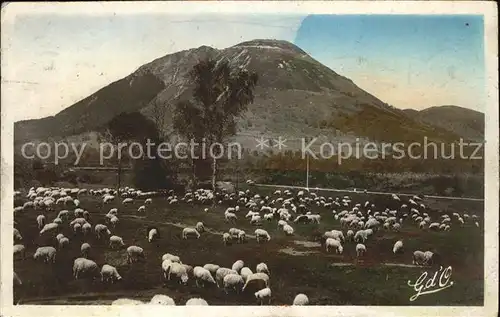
[255,287,272,305]
[162,253,181,263]
[138,205,146,213]
[95,224,111,239]
[356,243,366,257]
[225,212,237,223]
[195,222,205,233]
[346,230,354,241]
[126,246,145,263]
[33,246,57,263]
[412,250,427,266]
[215,268,238,288]
[81,243,91,258]
[193,266,216,287]
[182,227,200,239]
[82,223,92,236]
[237,230,246,243]
[203,263,220,276]
[112,298,143,305]
[393,240,404,254]
[70,217,87,227]
[14,228,23,242]
[73,258,99,280]
[325,238,343,254]
[101,264,122,283]
[36,214,46,230]
[254,229,271,243]
[145,198,153,205]
[149,294,175,305]
[231,260,245,273]
[277,220,287,229]
[109,216,119,228]
[167,262,189,285]
[222,232,231,245]
[240,267,253,282]
[109,235,125,249]
[123,198,133,204]
[148,228,159,243]
[39,223,59,235]
[185,298,208,306]
[52,217,63,225]
[223,273,244,294]
[256,262,270,275]
[242,272,269,292]
[293,293,309,305]
[424,251,439,266]
[14,244,26,259]
[354,230,368,243]
[283,224,294,235]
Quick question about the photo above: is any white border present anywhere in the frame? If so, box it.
[1,2,498,317]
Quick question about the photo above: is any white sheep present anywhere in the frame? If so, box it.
[240,267,253,282]
[126,245,145,263]
[36,214,46,230]
[356,243,366,257]
[195,222,205,233]
[185,298,208,306]
[101,264,122,283]
[231,260,245,273]
[237,230,246,243]
[167,262,189,285]
[39,222,59,235]
[283,224,294,235]
[223,273,244,294]
[73,257,99,280]
[393,240,404,254]
[95,224,111,239]
[81,243,91,258]
[145,198,153,205]
[13,228,23,242]
[109,235,125,249]
[162,253,181,263]
[33,246,57,263]
[325,238,343,254]
[138,205,146,213]
[203,263,220,276]
[293,293,309,305]
[14,244,26,259]
[412,250,427,265]
[58,236,70,249]
[346,230,354,241]
[182,227,200,239]
[123,198,133,204]
[82,222,92,236]
[149,294,175,305]
[148,228,159,243]
[242,272,269,291]
[109,215,119,228]
[254,229,271,243]
[277,220,287,229]
[222,232,231,245]
[193,266,216,287]
[256,262,270,275]
[255,287,272,305]
[225,212,237,222]
[215,267,238,287]
[112,298,143,305]
[70,217,87,226]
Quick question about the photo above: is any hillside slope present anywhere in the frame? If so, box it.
[14,39,462,148]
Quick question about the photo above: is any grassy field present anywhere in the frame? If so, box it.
[13,186,484,305]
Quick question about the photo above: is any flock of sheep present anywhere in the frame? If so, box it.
[13,184,480,305]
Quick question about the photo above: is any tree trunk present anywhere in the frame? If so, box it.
[116,147,122,192]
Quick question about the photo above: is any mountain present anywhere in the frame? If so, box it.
[14,39,465,149]
[403,106,484,142]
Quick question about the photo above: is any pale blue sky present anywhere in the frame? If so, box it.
[2,12,485,121]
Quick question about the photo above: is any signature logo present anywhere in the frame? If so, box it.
[407,266,454,301]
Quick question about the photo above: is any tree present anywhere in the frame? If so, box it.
[105,111,177,190]
[174,58,258,192]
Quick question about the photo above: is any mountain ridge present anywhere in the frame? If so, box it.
[14,39,482,147]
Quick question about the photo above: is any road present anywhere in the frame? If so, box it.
[252,183,484,202]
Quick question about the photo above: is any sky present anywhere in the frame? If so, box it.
[2,10,485,121]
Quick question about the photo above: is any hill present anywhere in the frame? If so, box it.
[14,39,465,148]
[403,106,484,142]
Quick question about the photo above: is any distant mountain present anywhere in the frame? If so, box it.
[14,39,464,149]
[403,106,484,142]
